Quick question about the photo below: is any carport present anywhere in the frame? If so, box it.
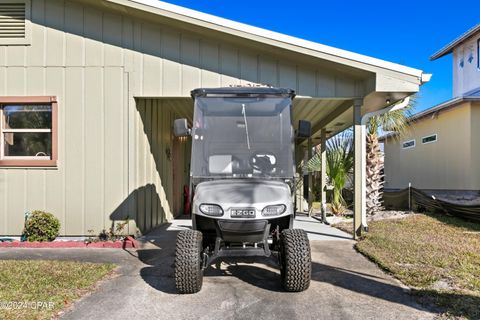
[102,0,432,239]
[133,80,428,239]
[0,0,430,238]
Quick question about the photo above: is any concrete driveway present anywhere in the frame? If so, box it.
[0,216,435,320]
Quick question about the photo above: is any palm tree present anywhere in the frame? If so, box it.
[306,98,413,216]
[365,98,414,214]
[308,130,353,215]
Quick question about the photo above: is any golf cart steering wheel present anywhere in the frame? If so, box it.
[249,154,275,174]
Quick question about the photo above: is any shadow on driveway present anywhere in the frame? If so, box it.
[135,219,480,319]
[136,223,432,315]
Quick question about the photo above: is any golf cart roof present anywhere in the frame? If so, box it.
[191,87,296,99]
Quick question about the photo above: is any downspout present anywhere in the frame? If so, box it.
[360,96,410,231]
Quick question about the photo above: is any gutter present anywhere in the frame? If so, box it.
[421,73,432,84]
[359,97,411,231]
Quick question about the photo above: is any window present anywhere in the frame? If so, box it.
[0,97,58,167]
[459,48,465,68]
[422,134,437,144]
[478,38,480,69]
[0,0,31,45]
[402,139,415,149]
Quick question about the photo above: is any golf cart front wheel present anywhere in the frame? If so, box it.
[280,229,311,292]
[174,230,204,294]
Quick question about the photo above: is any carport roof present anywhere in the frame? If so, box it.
[104,0,430,84]
[107,0,431,142]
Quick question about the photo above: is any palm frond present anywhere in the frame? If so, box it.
[367,95,416,137]
[307,130,353,214]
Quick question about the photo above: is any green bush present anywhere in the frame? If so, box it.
[24,210,60,242]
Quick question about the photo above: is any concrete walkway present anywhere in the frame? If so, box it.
[139,214,352,243]
[0,217,435,320]
[294,215,352,241]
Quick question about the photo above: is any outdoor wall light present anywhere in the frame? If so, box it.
[165,147,171,161]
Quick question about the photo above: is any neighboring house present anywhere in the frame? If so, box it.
[382,24,480,202]
[0,0,428,236]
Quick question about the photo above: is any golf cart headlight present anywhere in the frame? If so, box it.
[199,204,224,216]
[262,204,286,216]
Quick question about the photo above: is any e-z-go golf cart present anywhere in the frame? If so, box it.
[173,87,312,293]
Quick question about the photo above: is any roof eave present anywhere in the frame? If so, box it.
[430,23,480,61]
[106,0,427,83]
[409,96,480,122]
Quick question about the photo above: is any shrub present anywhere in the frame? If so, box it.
[24,210,60,242]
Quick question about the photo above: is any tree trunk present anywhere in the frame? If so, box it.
[366,133,384,215]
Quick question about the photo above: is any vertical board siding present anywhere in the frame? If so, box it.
[28,0,45,67]
[141,22,162,96]
[219,45,240,87]
[0,0,362,235]
[239,52,258,85]
[6,67,25,95]
[1,170,6,234]
[84,7,104,67]
[84,67,104,233]
[133,98,181,234]
[200,39,220,87]
[64,67,85,234]
[3,0,358,97]
[64,1,85,67]
[258,56,278,87]
[26,170,45,214]
[161,30,181,96]
[104,67,125,231]
[384,105,477,190]
[0,65,126,235]
[103,13,124,67]
[45,0,64,67]
[135,100,145,233]
[471,103,480,188]
[6,171,26,235]
[6,46,25,67]
[26,67,44,94]
[45,67,66,234]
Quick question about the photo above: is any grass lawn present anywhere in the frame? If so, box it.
[336,214,480,319]
[0,260,116,320]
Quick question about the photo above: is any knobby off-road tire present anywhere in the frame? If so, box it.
[280,229,311,292]
[174,230,204,294]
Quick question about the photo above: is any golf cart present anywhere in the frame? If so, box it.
[173,87,312,293]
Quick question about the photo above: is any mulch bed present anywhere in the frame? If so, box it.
[0,236,137,249]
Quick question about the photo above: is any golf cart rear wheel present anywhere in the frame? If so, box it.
[280,229,311,292]
[174,230,204,294]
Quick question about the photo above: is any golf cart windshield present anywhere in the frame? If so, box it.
[191,95,295,179]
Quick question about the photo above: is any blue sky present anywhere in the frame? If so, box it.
[163,0,478,113]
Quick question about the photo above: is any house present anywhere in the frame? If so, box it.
[382,24,480,202]
[0,0,428,237]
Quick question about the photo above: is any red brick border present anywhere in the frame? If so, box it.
[0,237,137,249]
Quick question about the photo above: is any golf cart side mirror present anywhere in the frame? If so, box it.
[174,118,191,137]
[297,120,311,138]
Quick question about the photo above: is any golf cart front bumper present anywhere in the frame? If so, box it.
[216,219,269,243]
[193,213,294,260]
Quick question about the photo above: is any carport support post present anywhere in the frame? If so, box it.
[307,137,313,216]
[353,99,365,239]
[302,147,309,214]
[320,128,327,223]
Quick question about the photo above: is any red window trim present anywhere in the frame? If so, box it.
[0,96,58,167]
